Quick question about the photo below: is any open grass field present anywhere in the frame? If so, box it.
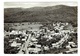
[4,22,43,31]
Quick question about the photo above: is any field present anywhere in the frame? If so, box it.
[4,22,43,31]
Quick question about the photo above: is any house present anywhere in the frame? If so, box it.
[35,45,41,48]
[28,48,41,53]
[44,46,49,50]
[66,45,71,49]
[31,38,37,42]
[10,30,18,35]
[60,30,71,33]
[63,24,73,30]
[10,41,21,47]
[68,42,77,48]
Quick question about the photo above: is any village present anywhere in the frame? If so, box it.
[4,22,77,54]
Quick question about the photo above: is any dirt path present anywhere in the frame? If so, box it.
[18,34,31,54]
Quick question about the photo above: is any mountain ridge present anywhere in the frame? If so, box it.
[4,5,77,26]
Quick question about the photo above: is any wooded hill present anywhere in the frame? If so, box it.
[4,5,77,26]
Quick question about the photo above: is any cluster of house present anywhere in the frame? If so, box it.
[4,22,77,54]
[25,22,77,54]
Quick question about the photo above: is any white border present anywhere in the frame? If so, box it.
[0,0,79,56]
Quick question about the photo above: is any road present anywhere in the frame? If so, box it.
[25,34,31,54]
[18,34,31,54]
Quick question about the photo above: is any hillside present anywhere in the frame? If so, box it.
[4,5,77,26]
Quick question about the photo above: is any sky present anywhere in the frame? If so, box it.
[4,2,77,8]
